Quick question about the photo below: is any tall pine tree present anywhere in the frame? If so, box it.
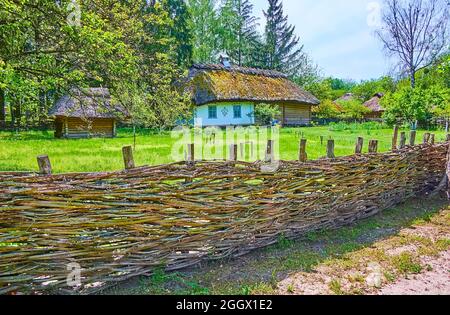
[218,0,261,67]
[164,0,193,68]
[263,0,304,75]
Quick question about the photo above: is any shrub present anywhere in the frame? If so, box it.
[254,103,281,126]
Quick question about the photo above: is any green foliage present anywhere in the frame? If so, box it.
[253,103,280,125]
[328,121,388,132]
[336,99,371,120]
[351,77,396,102]
[381,86,438,126]
[188,0,219,63]
[0,0,191,128]
[312,99,341,119]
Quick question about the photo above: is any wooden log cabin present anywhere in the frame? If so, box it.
[186,57,320,127]
[50,88,123,138]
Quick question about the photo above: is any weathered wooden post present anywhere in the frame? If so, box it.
[355,137,364,155]
[186,143,195,164]
[327,139,335,159]
[392,125,399,151]
[185,143,195,183]
[122,146,135,170]
[299,138,307,162]
[368,140,378,154]
[239,143,244,158]
[423,133,431,144]
[229,144,238,161]
[410,130,416,146]
[430,134,435,145]
[399,132,406,149]
[37,155,52,175]
[265,140,274,162]
[447,134,450,142]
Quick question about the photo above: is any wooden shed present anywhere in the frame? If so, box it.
[186,62,320,127]
[50,88,123,138]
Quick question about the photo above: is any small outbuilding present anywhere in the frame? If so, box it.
[186,59,320,127]
[50,88,123,138]
[363,93,385,119]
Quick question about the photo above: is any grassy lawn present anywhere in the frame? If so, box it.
[102,196,450,295]
[0,124,447,173]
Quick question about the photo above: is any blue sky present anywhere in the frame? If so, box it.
[252,0,393,81]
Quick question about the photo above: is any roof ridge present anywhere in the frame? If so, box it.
[191,63,288,79]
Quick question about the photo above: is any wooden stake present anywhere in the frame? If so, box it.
[265,140,274,163]
[430,134,435,145]
[423,133,431,144]
[186,143,195,164]
[299,139,307,162]
[369,140,378,154]
[399,132,406,149]
[122,146,135,170]
[392,125,399,151]
[355,137,364,155]
[447,134,450,142]
[229,144,238,161]
[327,140,335,159]
[37,155,52,175]
[410,130,416,146]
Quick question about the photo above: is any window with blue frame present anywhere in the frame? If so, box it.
[233,105,242,119]
[208,106,217,119]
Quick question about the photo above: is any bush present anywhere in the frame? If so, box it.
[254,103,281,126]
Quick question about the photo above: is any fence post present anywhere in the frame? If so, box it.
[299,138,307,162]
[37,155,52,175]
[185,143,195,184]
[355,137,364,155]
[423,133,431,144]
[265,140,274,162]
[447,134,450,142]
[122,146,135,170]
[369,140,378,154]
[229,144,238,162]
[410,130,416,146]
[240,143,244,158]
[327,139,335,159]
[392,125,399,151]
[186,143,195,164]
[399,132,406,149]
[430,134,435,145]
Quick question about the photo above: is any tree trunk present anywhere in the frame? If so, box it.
[410,70,416,88]
[0,88,5,127]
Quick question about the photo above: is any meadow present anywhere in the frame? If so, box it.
[0,123,447,174]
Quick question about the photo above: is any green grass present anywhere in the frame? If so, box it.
[0,125,447,173]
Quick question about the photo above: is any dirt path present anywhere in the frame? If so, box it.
[277,210,450,296]
[379,250,449,295]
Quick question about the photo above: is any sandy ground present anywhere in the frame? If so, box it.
[379,250,450,295]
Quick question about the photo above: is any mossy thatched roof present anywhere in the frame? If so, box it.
[187,64,320,106]
[363,93,385,112]
[50,88,127,119]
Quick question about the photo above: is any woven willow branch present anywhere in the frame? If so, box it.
[0,143,447,294]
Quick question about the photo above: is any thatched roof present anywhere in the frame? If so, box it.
[363,93,384,112]
[50,88,127,119]
[335,93,355,103]
[186,64,320,106]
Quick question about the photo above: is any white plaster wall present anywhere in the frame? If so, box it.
[194,102,255,127]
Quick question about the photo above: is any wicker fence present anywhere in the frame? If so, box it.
[0,131,449,294]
